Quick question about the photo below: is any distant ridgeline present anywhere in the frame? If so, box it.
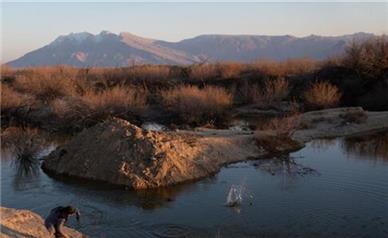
[6,31,375,68]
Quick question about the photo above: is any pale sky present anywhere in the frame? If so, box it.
[1,2,388,62]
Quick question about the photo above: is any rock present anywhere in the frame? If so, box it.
[0,207,85,238]
[42,118,262,189]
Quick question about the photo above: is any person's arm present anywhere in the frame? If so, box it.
[75,209,81,222]
[54,218,68,238]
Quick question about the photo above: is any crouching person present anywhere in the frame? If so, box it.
[45,206,80,238]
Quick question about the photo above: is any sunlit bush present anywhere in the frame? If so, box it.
[161,85,233,125]
[304,81,341,109]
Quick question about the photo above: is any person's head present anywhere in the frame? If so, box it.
[62,206,77,215]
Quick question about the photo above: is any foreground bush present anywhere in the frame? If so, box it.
[161,85,233,126]
[304,81,341,109]
[1,127,46,176]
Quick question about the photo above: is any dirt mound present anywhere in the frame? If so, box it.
[0,207,85,238]
[42,118,261,189]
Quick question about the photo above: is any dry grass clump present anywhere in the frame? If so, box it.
[128,65,172,81]
[1,127,46,175]
[48,86,147,131]
[1,84,33,111]
[255,106,302,154]
[262,115,301,137]
[81,86,147,116]
[1,65,16,81]
[13,74,76,102]
[50,97,92,131]
[236,81,262,104]
[304,81,341,109]
[189,63,245,81]
[161,85,233,125]
[237,77,289,106]
[217,62,245,79]
[262,77,289,104]
[189,64,219,81]
[251,58,319,77]
[343,37,388,78]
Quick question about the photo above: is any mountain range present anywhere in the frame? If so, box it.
[7,31,375,67]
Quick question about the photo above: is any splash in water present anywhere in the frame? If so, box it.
[225,185,243,207]
[141,122,165,132]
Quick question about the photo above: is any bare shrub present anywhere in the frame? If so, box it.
[262,77,289,104]
[236,78,288,106]
[255,105,302,154]
[1,65,16,82]
[218,62,245,79]
[50,97,92,131]
[81,86,147,116]
[236,81,262,104]
[189,64,219,81]
[262,114,300,137]
[161,85,233,125]
[251,58,319,77]
[13,73,76,102]
[1,84,33,111]
[304,81,341,109]
[128,65,172,81]
[343,37,388,78]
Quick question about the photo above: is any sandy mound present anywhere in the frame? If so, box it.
[42,118,261,189]
[0,207,85,238]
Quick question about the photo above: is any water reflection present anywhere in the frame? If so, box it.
[253,156,320,177]
[39,169,204,211]
[310,139,337,150]
[342,131,388,162]
[253,156,320,190]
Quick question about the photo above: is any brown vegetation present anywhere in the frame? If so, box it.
[1,85,32,111]
[236,77,288,106]
[250,58,319,77]
[262,77,289,104]
[1,37,387,132]
[1,127,46,175]
[81,86,147,116]
[304,81,341,109]
[161,85,233,125]
[13,73,76,102]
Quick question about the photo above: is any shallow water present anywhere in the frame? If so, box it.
[1,133,388,238]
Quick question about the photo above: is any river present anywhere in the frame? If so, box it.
[1,132,388,237]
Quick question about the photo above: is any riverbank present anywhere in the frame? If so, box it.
[292,107,388,142]
[0,207,85,238]
[42,107,388,190]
